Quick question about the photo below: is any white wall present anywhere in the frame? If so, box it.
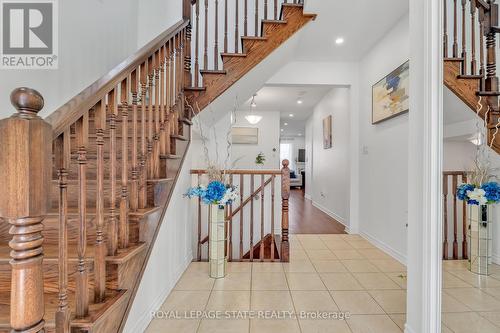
[443,140,476,171]
[305,87,351,226]
[137,0,183,48]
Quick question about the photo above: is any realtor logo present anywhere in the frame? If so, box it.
[1,0,58,69]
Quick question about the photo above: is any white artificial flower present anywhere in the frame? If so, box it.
[467,188,488,205]
[219,187,239,205]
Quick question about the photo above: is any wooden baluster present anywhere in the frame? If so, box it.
[215,0,219,69]
[181,29,187,120]
[244,0,248,36]
[166,40,172,155]
[453,0,459,57]
[75,113,89,317]
[281,159,290,262]
[55,130,70,333]
[260,174,265,261]
[452,175,458,259]
[265,0,268,20]
[147,56,155,178]
[444,0,448,57]
[120,78,130,249]
[139,62,148,208]
[250,174,254,261]
[461,0,467,74]
[471,0,477,74]
[274,0,278,20]
[224,0,228,53]
[175,34,181,135]
[197,174,202,261]
[108,89,119,255]
[485,3,499,95]
[185,24,192,88]
[271,175,275,261]
[131,69,139,211]
[195,0,200,86]
[0,88,51,333]
[160,46,167,157]
[479,7,486,90]
[255,0,259,37]
[228,174,233,261]
[235,0,239,52]
[153,51,161,178]
[239,175,244,259]
[204,0,209,70]
[443,174,449,260]
[94,100,107,302]
[462,174,468,259]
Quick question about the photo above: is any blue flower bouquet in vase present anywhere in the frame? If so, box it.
[457,180,500,275]
[186,179,238,278]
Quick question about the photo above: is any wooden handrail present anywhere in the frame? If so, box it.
[191,169,282,175]
[46,19,189,139]
[228,177,272,219]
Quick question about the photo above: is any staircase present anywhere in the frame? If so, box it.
[443,0,500,150]
[0,1,315,332]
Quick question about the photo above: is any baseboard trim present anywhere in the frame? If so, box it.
[311,201,347,227]
[404,324,416,333]
[304,193,312,200]
[124,253,193,333]
[492,253,500,265]
[360,231,407,266]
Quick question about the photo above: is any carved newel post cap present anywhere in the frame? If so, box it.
[10,87,44,115]
[282,159,289,168]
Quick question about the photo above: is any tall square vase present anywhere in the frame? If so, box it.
[468,204,492,275]
[209,204,227,278]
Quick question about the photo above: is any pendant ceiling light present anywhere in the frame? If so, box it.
[245,94,262,125]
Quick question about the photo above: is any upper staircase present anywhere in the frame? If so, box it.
[443,0,500,150]
[0,1,315,332]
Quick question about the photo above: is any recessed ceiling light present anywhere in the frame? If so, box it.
[289,114,294,118]
[335,37,344,45]
[284,122,288,126]
[297,98,303,104]
[298,133,302,136]
[281,128,284,132]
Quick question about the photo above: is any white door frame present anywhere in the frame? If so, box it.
[406,0,443,332]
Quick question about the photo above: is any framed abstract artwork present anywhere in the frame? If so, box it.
[372,60,410,124]
[323,115,332,149]
[231,127,258,144]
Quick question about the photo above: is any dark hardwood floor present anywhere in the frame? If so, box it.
[289,189,346,234]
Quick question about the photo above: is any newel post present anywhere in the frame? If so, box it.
[0,88,52,332]
[281,159,290,262]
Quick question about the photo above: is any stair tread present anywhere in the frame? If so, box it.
[241,36,268,41]
[261,19,287,24]
[220,52,248,57]
[0,289,127,329]
[200,69,227,75]
[477,91,500,96]
[160,154,182,159]
[457,74,483,79]
[184,86,207,91]
[444,57,465,62]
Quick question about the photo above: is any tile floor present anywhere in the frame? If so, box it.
[145,234,500,332]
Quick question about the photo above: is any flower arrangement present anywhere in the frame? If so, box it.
[457,182,500,205]
[185,180,238,206]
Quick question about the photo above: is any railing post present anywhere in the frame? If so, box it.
[485,1,499,96]
[281,159,290,262]
[0,88,52,333]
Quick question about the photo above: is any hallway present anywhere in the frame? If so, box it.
[289,189,346,234]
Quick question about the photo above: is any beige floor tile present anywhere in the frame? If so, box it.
[346,240,375,249]
[442,312,500,333]
[213,272,251,291]
[443,272,473,288]
[283,260,316,273]
[320,273,364,291]
[441,293,471,312]
[442,260,469,271]
[252,262,283,272]
[301,239,329,250]
[205,291,251,311]
[442,324,454,333]
[306,249,337,260]
[369,259,406,272]
[312,260,348,273]
[353,273,401,290]
[324,240,355,250]
[385,272,407,289]
[449,270,500,288]
[444,288,500,311]
[369,290,407,314]
[160,291,210,311]
[198,319,249,333]
[289,249,310,261]
[252,272,288,290]
[250,290,295,311]
[332,250,364,260]
[146,319,200,333]
[297,234,323,241]
[358,248,393,260]
[483,288,500,300]
[330,291,385,315]
[347,314,403,333]
[389,314,406,330]
[227,262,252,273]
[320,234,348,242]
[479,312,500,328]
[184,262,209,274]
[299,319,352,333]
[341,260,380,273]
[250,319,301,333]
[291,290,339,312]
[174,272,215,291]
[286,272,326,290]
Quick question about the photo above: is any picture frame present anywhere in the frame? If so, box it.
[372,60,410,124]
[231,127,259,144]
[323,115,332,149]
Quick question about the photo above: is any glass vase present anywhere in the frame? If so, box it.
[209,204,227,278]
[467,204,492,275]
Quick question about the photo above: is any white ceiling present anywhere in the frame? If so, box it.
[296,0,409,61]
[238,85,334,137]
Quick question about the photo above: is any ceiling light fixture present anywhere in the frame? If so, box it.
[281,128,284,132]
[250,94,257,108]
[289,114,294,118]
[298,133,302,136]
[284,122,288,126]
[245,94,262,124]
[297,98,303,105]
[335,37,344,45]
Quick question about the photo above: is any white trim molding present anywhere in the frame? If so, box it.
[311,201,349,231]
[407,0,443,332]
[360,231,407,265]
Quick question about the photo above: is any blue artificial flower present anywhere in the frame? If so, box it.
[481,182,500,204]
[457,183,474,201]
[203,181,227,204]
